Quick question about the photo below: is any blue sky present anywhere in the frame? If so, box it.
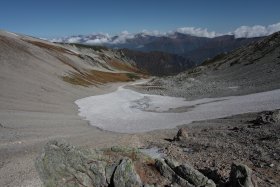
[1,0,280,38]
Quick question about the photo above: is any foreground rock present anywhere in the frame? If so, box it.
[113,158,142,187]
[229,163,257,187]
[36,140,257,187]
[251,110,280,126]
[174,128,189,141]
[35,140,161,186]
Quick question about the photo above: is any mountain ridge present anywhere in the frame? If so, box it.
[130,31,280,99]
[51,32,263,64]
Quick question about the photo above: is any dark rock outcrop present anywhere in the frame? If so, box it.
[251,110,280,125]
[229,162,258,187]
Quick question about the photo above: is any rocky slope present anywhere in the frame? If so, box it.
[35,108,280,187]
[36,140,259,187]
[144,109,280,187]
[131,31,280,100]
[120,49,195,76]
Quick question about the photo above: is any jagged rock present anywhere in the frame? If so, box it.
[165,157,180,169]
[165,158,216,187]
[113,158,142,187]
[174,128,189,141]
[229,163,257,187]
[155,159,194,187]
[175,164,216,187]
[155,158,216,187]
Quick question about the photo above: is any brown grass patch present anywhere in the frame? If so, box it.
[134,160,166,185]
[108,59,141,73]
[62,69,141,87]
[23,39,79,56]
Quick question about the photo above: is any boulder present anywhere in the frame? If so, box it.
[35,140,108,187]
[36,141,163,187]
[155,158,216,187]
[229,163,257,187]
[155,159,194,187]
[174,128,189,141]
[175,164,216,187]
[113,158,142,187]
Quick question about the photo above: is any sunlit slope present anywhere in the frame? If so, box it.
[0,31,143,112]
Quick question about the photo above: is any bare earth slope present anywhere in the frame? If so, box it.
[131,32,280,100]
[1,31,279,187]
[0,31,143,186]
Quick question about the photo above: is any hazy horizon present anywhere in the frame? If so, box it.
[1,0,280,38]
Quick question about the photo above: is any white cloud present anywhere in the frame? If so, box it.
[49,22,280,44]
[267,22,280,34]
[111,31,136,44]
[175,27,219,38]
[85,38,110,45]
[234,22,280,38]
[49,38,63,43]
[140,30,165,37]
[67,37,82,43]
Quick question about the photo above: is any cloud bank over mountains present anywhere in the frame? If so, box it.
[50,22,280,44]
[233,22,280,38]
[176,27,219,38]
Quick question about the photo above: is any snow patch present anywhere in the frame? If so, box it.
[75,82,280,133]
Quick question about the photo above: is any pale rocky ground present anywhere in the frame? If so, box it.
[137,110,280,186]
[34,110,279,186]
[0,31,142,187]
[1,31,280,186]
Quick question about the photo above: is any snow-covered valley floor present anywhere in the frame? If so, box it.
[75,81,280,133]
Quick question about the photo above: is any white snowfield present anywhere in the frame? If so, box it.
[75,81,280,133]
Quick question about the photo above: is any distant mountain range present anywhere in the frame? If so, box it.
[119,49,195,76]
[136,31,280,99]
[51,32,263,65]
